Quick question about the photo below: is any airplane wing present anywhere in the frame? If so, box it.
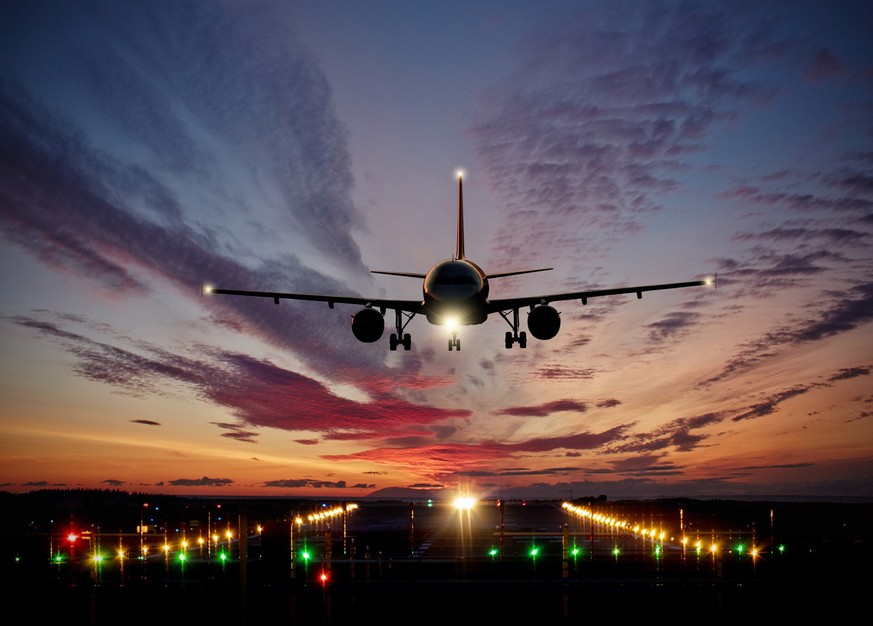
[203,286,423,314]
[487,277,714,313]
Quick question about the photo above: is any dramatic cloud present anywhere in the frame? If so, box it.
[704,283,873,384]
[492,399,589,417]
[732,385,816,422]
[645,311,702,342]
[0,1,394,382]
[7,312,469,440]
[829,367,871,382]
[264,479,351,489]
[169,476,234,487]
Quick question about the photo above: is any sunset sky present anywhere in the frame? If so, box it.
[2,1,872,501]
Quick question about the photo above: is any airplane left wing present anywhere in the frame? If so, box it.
[485,276,715,348]
[487,277,715,313]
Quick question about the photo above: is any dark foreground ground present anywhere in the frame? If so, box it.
[2,491,870,624]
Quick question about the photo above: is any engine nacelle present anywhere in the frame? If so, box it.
[351,307,384,343]
[527,305,561,340]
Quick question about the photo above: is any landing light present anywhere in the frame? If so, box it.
[453,496,475,511]
[443,315,459,331]
[455,169,465,180]
[203,283,214,295]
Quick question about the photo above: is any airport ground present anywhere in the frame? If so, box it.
[2,491,870,623]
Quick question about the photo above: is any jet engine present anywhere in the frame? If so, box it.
[527,305,561,340]
[351,307,384,343]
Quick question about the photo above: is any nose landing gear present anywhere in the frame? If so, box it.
[448,331,461,351]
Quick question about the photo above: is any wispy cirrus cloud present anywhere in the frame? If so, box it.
[704,282,873,384]
[0,2,395,383]
[471,3,782,268]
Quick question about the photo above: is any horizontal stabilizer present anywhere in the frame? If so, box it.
[371,270,428,279]
[487,267,553,279]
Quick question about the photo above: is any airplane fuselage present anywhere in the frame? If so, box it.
[422,259,489,325]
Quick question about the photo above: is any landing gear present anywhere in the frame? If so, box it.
[448,332,461,351]
[499,308,527,348]
[389,310,415,351]
[504,330,526,349]
[390,333,412,351]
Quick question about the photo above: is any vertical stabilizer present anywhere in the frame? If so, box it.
[456,174,465,260]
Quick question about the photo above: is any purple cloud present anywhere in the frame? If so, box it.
[7,312,470,441]
[492,398,588,417]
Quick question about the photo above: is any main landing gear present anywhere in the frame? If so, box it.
[499,308,527,349]
[389,310,415,351]
[448,331,461,351]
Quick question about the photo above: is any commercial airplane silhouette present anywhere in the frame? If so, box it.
[205,174,714,351]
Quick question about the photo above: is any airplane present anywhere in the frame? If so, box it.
[204,173,715,351]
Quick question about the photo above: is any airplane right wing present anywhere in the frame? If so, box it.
[487,277,715,313]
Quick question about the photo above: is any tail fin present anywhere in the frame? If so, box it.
[456,174,465,260]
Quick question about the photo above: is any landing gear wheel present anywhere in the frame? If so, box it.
[505,331,513,349]
[519,331,527,349]
[389,333,399,351]
[403,333,411,350]
[448,332,460,351]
